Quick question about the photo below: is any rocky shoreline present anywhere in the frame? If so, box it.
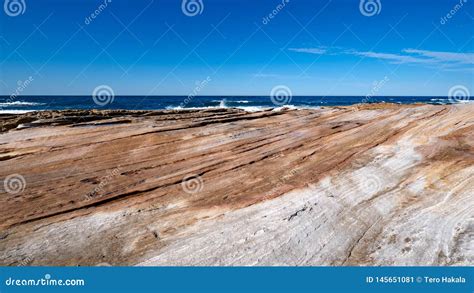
[0,104,472,266]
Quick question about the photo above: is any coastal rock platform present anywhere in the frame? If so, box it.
[0,104,472,266]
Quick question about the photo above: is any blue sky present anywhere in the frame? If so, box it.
[1,0,473,96]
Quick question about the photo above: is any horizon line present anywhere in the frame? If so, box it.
[1,95,466,98]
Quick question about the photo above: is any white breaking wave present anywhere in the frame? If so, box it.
[165,105,225,111]
[0,110,35,114]
[211,100,250,104]
[165,104,269,112]
[219,99,227,108]
[0,101,45,107]
[430,98,473,104]
[236,106,268,112]
[165,104,320,112]
[456,99,473,104]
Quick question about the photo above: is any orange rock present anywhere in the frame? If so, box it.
[0,104,472,266]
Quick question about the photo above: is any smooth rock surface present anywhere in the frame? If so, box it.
[0,104,472,266]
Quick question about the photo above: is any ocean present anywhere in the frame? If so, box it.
[0,96,469,114]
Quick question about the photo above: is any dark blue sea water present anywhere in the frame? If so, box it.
[0,96,468,113]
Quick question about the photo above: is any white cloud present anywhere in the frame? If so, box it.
[288,47,327,54]
[402,49,474,65]
[288,47,474,68]
[346,50,431,64]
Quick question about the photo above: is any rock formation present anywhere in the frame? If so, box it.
[0,104,472,266]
